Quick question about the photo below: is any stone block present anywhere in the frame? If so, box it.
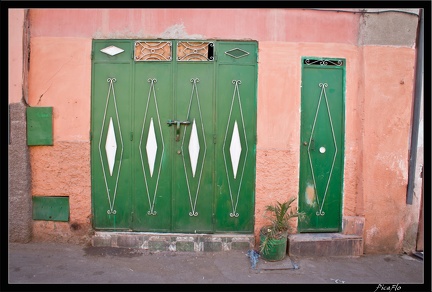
[176,241,194,252]
[342,216,365,236]
[148,241,169,251]
[288,233,363,257]
[231,241,251,251]
[92,236,112,247]
[117,235,142,248]
[203,242,222,252]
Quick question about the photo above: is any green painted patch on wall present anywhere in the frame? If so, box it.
[26,107,53,146]
[32,196,69,222]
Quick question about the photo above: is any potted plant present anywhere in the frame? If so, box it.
[259,197,305,261]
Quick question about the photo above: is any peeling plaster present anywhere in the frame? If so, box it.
[367,224,379,238]
[160,23,204,39]
[93,29,149,39]
[93,23,204,40]
[397,226,404,243]
[397,159,408,182]
[305,184,316,206]
[375,153,409,183]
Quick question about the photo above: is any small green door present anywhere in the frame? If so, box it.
[298,57,345,232]
[215,42,257,232]
[91,40,133,230]
[91,40,257,233]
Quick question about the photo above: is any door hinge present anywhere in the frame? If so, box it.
[90,131,92,141]
[213,134,217,144]
[91,51,94,60]
[130,132,134,141]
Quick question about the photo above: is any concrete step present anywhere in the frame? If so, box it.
[287,233,363,257]
[92,231,255,252]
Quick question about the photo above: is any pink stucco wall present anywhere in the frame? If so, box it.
[28,37,91,141]
[29,9,359,44]
[21,9,421,253]
[362,46,417,253]
[8,9,25,104]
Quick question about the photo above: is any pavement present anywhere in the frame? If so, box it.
[5,241,429,290]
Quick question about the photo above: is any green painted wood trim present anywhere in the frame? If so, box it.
[32,196,69,222]
[26,107,53,146]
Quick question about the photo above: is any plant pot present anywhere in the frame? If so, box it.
[259,231,288,261]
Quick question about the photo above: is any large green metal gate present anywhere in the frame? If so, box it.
[298,57,345,232]
[91,40,257,233]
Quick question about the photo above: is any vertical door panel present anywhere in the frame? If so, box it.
[132,62,173,231]
[299,59,345,232]
[173,63,214,232]
[91,62,132,229]
[215,64,256,232]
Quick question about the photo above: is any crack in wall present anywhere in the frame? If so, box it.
[37,56,73,105]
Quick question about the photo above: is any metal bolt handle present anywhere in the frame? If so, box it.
[167,120,191,141]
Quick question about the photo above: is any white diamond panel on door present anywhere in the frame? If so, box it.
[99,78,124,215]
[223,80,248,218]
[138,78,165,216]
[181,78,207,217]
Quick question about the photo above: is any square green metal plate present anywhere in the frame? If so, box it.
[26,107,53,146]
[32,196,69,222]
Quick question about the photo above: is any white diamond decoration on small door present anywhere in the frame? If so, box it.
[146,118,158,177]
[105,117,117,176]
[188,119,200,177]
[100,45,125,56]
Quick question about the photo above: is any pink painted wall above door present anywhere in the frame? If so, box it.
[29,9,360,44]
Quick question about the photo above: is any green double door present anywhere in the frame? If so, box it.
[91,40,257,233]
[298,57,345,232]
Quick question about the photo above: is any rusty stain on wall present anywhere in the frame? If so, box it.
[305,183,316,206]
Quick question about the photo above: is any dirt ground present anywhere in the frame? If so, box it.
[7,241,427,290]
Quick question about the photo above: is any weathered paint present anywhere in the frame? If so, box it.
[305,184,316,206]
[8,8,423,254]
[362,46,417,253]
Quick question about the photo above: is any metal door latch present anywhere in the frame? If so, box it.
[167,120,191,141]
